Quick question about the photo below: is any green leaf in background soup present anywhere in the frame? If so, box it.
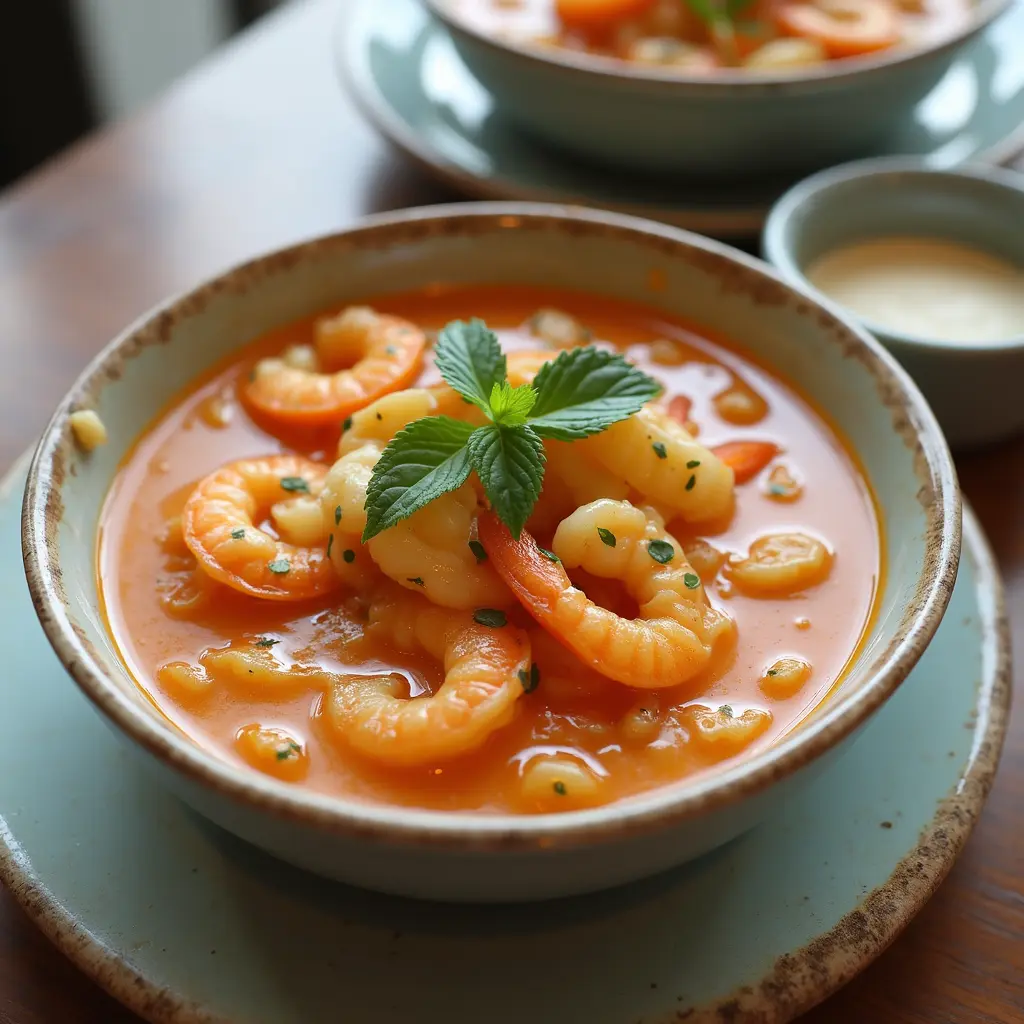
[362,416,474,541]
[467,423,545,540]
[528,347,660,441]
[434,319,507,413]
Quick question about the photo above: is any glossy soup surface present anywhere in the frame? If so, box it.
[450,0,974,72]
[100,285,881,814]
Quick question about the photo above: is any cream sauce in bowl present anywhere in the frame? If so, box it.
[806,236,1024,343]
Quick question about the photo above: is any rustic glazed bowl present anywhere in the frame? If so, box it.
[423,0,1011,178]
[763,158,1024,450]
[23,204,960,902]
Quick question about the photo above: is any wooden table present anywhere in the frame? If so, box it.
[1,1,1021,1021]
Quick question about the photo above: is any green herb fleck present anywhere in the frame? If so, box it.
[280,476,309,493]
[553,781,567,796]
[597,527,616,548]
[376,412,383,421]
[473,608,507,628]
[768,483,787,497]
[275,741,302,761]
[518,664,541,694]
[342,416,353,433]
[268,558,290,575]
[685,474,697,491]
[767,669,779,677]
[538,546,561,563]
[648,540,675,564]
[342,549,356,564]
[652,442,668,459]
[687,460,701,469]
[385,345,398,355]
[254,637,279,648]
[326,534,334,559]
[231,527,246,540]
[468,539,488,563]
[683,572,701,589]
[334,505,342,525]
[720,704,734,718]
[407,576,425,587]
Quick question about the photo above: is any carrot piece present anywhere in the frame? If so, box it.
[555,0,658,31]
[667,394,693,425]
[712,441,779,484]
[772,1,900,59]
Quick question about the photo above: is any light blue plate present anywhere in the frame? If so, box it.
[1,452,1011,1022]
[341,0,1024,239]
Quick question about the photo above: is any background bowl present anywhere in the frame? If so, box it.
[424,0,1011,178]
[763,159,1024,450]
[23,204,959,902]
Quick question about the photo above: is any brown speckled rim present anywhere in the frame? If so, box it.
[4,453,1010,1023]
[424,0,1011,89]
[22,203,961,850]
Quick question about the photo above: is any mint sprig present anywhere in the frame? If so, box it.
[361,319,660,541]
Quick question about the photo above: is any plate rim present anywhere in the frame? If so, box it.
[0,446,1012,1023]
[339,0,1024,241]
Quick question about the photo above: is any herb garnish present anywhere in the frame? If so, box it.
[473,608,507,628]
[254,637,279,648]
[648,540,675,565]
[538,546,561,563]
[652,442,668,459]
[553,781,567,796]
[334,505,343,525]
[407,576,425,586]
[683,572,701,589]
[276,741,302,761]
[231,527,246,540]
[468,539,488,563]
[518,664,541,693]
[597,528,617,548]
[342,549,356,564]
[268,558,290,575]
[687,460,701,469]
[342,416,353,433]
[280,476,309,493]
[685,474,697,491]
[361,319,659,542]
[326,534,334,559]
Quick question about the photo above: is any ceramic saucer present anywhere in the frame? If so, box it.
[340,0,1024,239]
[0,452,1010,1023]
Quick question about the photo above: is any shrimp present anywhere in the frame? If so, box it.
[479,499,735,689]
[320,444,383,592]
[244,307,427,426]
[579,405,735,524]
[325,585,531,766]
[182,455,338,601]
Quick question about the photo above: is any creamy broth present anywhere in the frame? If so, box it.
[449,0,974,72]
[806,236,1024,343]
[99,285,882,814]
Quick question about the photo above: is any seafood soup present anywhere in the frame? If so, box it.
[448,0,975,73]
[98,285,882,814]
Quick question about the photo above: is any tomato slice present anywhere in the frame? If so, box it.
[772,1,901,59]
[555,0,658,32]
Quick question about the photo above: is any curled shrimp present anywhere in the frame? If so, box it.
[244,307,427,426]
[479,499,734,689]
[182,455,338,601]
[579,405,735,523]
[325,585,531,766]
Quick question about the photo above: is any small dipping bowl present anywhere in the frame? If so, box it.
[763,159,1024,450]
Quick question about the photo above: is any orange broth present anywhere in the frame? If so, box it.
[99,285,881,814]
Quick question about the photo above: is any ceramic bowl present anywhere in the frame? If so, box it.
[23,204,960,902]
[763,159,1024,450]
[422,0,1011,178]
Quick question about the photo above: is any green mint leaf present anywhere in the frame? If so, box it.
[597,527,616,548]
[279,476,309,493]
[468,540,488,563]
[362,416,474,541]
[434,319,507,413]
[466,424,544,540]
[528,347,660,440]
[489,381,537,426]
[684,572,701,589]
[473,608,508,628]
[648,540,675,564]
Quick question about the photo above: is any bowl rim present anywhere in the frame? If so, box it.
[762,157,1024,355]
[423,0,1011,90]
[22,202,962,850]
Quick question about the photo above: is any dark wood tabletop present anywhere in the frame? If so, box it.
[1,1,1021,1021]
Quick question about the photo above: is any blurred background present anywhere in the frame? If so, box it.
[2,0,289,190]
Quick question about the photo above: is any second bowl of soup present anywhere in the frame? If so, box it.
[424,0,1010,177]
[23,204,959,901]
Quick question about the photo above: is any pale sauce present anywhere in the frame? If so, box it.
[806,236,1024,343]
